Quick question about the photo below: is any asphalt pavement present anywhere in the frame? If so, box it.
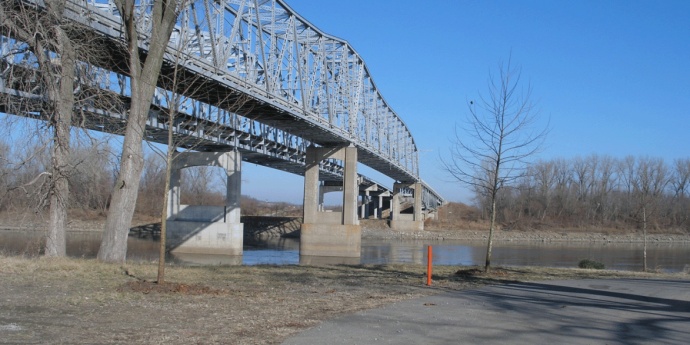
[281,278,690,345]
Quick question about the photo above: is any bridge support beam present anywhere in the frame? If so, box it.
[389,182,424,232]
[360,186,374,219]
[376,190,392,219]
[359,185,390,219]
[300,145,361,259]
[167,151,243,255]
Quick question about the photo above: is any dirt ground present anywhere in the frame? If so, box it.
[1,256,688,345]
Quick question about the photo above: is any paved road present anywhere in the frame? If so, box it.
[282,279,690,344]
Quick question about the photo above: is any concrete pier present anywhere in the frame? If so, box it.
[389,182,424,231]
[300,145,361,258]
[360,185,391,220]
[166,151,244,255]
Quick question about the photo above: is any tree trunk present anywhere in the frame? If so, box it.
[642,206,647,272]
[157,119,175,283]
[98,131,146,261]
[485,196,497,272]
[98,0,180,262]
[44,2,75,257]
[98,68,161,262]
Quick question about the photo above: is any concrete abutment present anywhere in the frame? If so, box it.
[166,151,244,256]
[389,182,424,232]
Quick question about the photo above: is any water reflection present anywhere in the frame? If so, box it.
[1,230,689,272]
[243,238,299,265]
[172,253,242,266]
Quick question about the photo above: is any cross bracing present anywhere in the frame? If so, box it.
[1,0,445,209]
[0,63,389,194]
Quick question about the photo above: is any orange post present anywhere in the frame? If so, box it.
[426,245,433,286]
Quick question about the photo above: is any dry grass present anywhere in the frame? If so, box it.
[1,256,687,344]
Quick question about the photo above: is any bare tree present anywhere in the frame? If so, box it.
[1,0,81,256]
[98,0,182,262]
[530,160,557,221]
[591,155,617,223]
[632,157,669,271]
[68,138,115,214]
[442,57,548,272]
[670,159,690,229]
[136,153,166,216]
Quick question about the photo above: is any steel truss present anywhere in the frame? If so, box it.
[1,0,445,209]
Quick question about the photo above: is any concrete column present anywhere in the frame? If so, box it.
[168,167,182,220]
[359,191,369,219]
[303,148,320,223]
[376,191,390,219]
[300,145,361,258]
[166,151,244,256]
[225,153,242,224]
[391,188,401,219]
[342,146,358,225]
[389,182,424,232]
[318,186,325,212]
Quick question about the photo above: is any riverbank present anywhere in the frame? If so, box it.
[3,215,690,244]
[362,226,690,243]
[1,256,687,345]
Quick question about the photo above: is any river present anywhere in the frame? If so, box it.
[1,230,689,272]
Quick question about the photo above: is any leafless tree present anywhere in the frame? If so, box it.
[68,138,115,214]
[442,57,548,272]
[670,158,690,229]
[671,159,690,199]
[530,160,557,221]
[632,157,669,271]
[591,155,617,223]
[0,0,119,255]
[1,0,76,256]
[99,0,183,263]
[617,156,637,221]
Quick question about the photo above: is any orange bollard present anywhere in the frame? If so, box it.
[426,245,433,286]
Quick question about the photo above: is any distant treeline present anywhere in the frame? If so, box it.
[470,155,690,231]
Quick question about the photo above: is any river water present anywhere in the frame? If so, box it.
[2,230,689,272]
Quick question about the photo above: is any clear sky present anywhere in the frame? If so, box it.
[241,0,688,205]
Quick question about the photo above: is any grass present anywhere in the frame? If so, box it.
[1,256,687,344]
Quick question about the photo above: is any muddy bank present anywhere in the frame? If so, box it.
[362,226,690,243]
[3,215,689,244]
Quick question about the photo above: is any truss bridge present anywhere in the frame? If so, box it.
[1,0,445,260]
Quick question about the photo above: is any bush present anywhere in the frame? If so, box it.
[578,259,605,270]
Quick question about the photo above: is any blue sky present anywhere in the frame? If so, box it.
[241,0,688,204]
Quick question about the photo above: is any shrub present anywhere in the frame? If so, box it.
[578,259,605,270]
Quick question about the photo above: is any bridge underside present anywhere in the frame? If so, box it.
[161,148,430,259]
